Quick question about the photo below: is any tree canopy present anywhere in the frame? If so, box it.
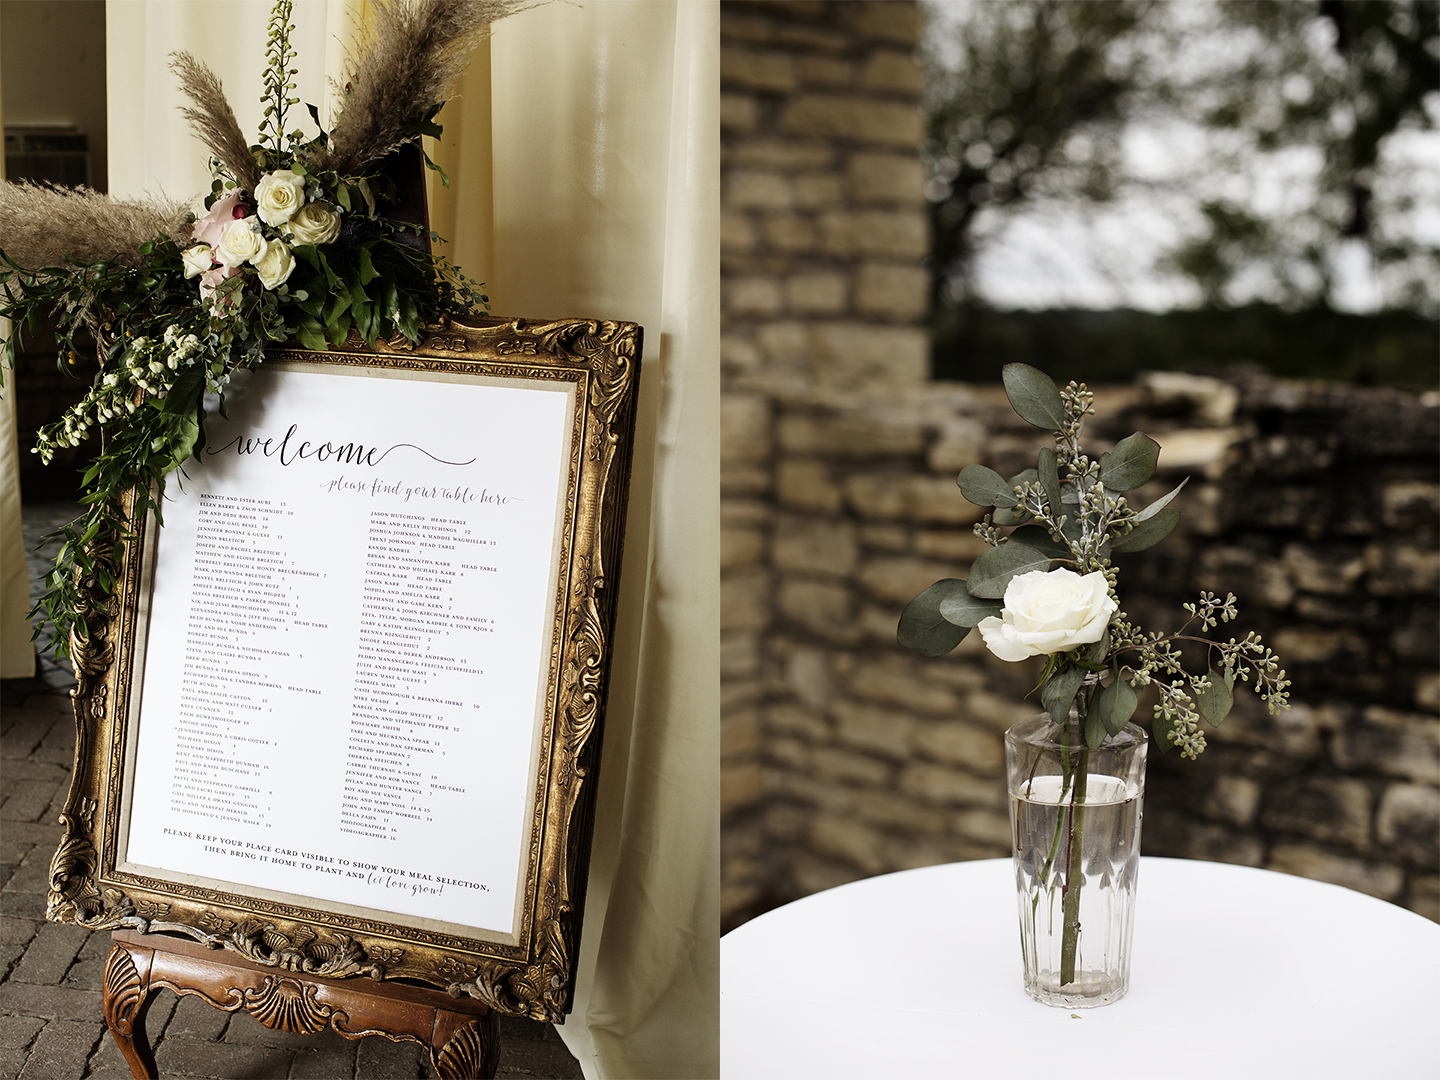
[923,0,1439,315]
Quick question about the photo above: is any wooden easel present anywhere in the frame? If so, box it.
[103,929,498,1079]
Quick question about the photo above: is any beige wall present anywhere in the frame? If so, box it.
[1,0,108,192]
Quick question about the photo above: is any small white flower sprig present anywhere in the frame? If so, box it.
[898,363,1291,757]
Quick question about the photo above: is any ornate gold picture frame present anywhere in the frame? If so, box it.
[47,315,641,1022]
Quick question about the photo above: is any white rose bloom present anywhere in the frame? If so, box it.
[255,169,307,226]
[181,245,214,278]
[285,202,341,245]
[253,239,296,290]
[215,219,265,267]
[977,567,1117,663]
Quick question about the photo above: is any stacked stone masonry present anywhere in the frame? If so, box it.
[723,357,1440,927]
[720,0,1437,931]
[721,0,931,398]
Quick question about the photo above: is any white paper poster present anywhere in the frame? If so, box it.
[123,364,573,933]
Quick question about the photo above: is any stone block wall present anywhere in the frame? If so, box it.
[720,0,930,397]
[723,361,1440,927]
[722,0,1439,930]
[720,0,936,921]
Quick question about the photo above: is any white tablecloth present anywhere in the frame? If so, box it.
[721,858,1439,1079]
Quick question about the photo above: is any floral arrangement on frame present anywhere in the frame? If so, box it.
[0,0,533,660]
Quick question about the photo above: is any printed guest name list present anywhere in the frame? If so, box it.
[124,366,573,932]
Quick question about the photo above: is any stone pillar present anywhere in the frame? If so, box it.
[721,0,932,923]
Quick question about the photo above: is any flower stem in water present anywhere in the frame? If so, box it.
[1060,740,1090,986]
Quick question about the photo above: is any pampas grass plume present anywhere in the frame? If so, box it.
[170,52,264,194]
[0,181,187,272]
[322,0,539,177]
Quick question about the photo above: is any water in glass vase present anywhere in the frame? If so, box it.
[1011,773,1142,1008]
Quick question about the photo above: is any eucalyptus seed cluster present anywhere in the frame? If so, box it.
[1124,596,1291,758]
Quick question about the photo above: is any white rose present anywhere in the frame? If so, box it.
[977,568,1117,663]
[215,219,265,267]
[254,169,307,226]
[181,245,214,278]
[285,202,341,245]
[253,239,295,290]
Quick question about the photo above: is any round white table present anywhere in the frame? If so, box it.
[721,858,1440,1079]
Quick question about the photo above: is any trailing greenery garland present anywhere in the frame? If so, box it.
[0,0,496,661]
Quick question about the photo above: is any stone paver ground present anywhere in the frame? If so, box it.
[2,504,583,1079]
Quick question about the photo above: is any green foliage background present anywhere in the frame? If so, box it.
[933,304,1439,390]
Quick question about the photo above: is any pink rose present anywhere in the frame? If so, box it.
[192,193,249,247]
[199,264,242,313]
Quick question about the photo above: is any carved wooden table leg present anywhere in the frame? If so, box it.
[107,930,500,1079]
[103,940,158,1080]
[432,1009,500,1079]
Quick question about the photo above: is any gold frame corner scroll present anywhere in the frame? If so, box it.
[47,315,642,1022]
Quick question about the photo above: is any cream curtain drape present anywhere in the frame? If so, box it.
[1,39,38,679]
[105,2,718,1077]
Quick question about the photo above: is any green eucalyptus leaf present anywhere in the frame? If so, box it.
[1042,664,1086,726]
[1092,673,1139,736]
[1038,448,1062,516]
[1153,710,1176,754]
[1008,525,1069,561]
[958,464,1019,508]
[1100,432,1161,492]
[1009,467,1039,490]
[1002,363,1066,431]
[1196,668,1235,726]
[991,506,1032,526]
[1084,708,1108,750]
[1134,477,1189,522]
[898,579,973,656]
[1110,508,1180,553]
[967,541,1057,598]
[937,587,1003,628]
[1077,629,1110,667]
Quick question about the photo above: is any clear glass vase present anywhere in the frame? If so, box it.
[1005,712,1148,1008]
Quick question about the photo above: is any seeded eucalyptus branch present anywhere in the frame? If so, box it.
[897,362,1291,757]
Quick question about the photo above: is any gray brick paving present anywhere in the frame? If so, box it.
[0,1016,44,1050]
[2,504,583,1079]
[18,1018,105,1080]
[286,1044,359,1079]
[9,924,91,987]
[0,1047,26,1080]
